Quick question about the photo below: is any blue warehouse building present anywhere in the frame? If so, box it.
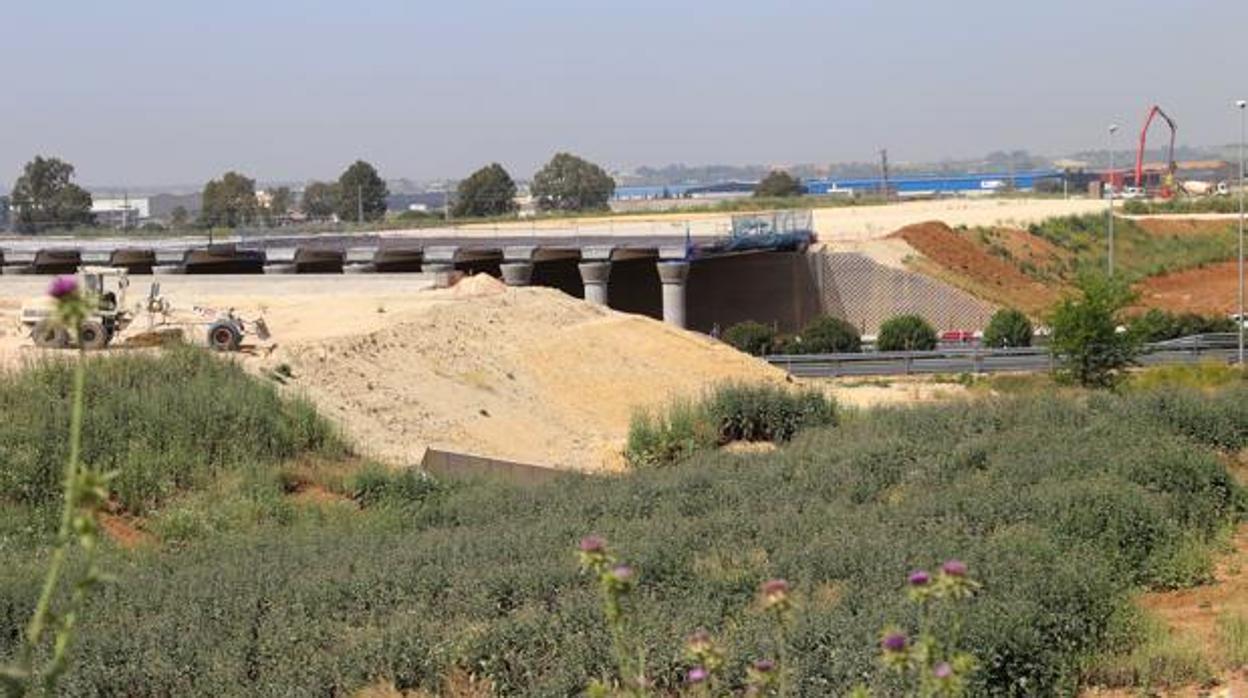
[803,170,1065,196]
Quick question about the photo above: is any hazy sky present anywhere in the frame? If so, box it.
[3,0,1246,188]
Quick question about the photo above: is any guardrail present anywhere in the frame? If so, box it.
[764,334,1240,378]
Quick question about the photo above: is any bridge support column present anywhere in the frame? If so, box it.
[578,261,611,306]
[657,261,690,328]
[500,262,534,287]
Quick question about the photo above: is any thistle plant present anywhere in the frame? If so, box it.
[1,276,115,697]
[579,536,648,697]
[877,560,979,698]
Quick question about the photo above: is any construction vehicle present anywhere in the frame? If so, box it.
[19,268,269,351]
[20,267,135,349]
[1134,105,1179,198]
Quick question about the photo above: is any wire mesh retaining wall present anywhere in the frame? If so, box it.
[816,251,998,335]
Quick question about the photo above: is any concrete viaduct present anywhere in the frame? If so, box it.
[0,232,820,333]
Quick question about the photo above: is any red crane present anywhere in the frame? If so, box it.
[1134,105,1178,197]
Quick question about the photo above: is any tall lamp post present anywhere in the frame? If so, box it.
[1108,123,1119,276]
[1236,99,1246,367]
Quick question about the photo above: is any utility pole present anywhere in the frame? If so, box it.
[357,184,363,225]
[879,148,890,201]
[1236,99,1246,367]
[1108,124,1119,276]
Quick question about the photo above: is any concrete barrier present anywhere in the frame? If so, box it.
[420,447,565,485]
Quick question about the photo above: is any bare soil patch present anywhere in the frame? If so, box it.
[1136,261,1240,315]
[890,221,1060,314]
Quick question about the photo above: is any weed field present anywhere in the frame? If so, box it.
[0,351,1244,696]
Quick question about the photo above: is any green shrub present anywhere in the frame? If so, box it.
[1048,273,1140,388]
[789,315,861,354]
[721,321,776,356]
[982,308,1033,348]
[703,383,836,443]
[877,314,938,351]
[625,399,717,468]
[0,346,343,516]
[626,385,835,467]
[350,464,441,508]
[1128,308,1236,343]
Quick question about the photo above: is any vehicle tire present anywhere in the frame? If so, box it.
[31,320,69,349]
[207,321,242,352]
[78,320,110,350]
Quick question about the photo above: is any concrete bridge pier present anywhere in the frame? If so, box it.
[500,261,534,287]
[657,260,690,328]
[578,261,611,306]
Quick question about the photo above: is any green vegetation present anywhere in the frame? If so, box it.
[1049,274,1140,388]
[531,152,615,211]
[753,170,803,198]
[300,180,338,220]
[0,347,342,524]
[0,382,1241,694]
[1084,609,1215,691]
[786,315,862,354]
[1126,361,1246,392]
[1026,214,1236,282]
[1123,197,1244,215]
[626,383,835,468]
[877,314,938,351]
[453,162,518,218]
[1217,613,1248,669]
[722,320,777,356]
[982,308,1033,348]
[1127,308,1236,343]
[199,171,260,228]
[9,156,94,233]
[336,160,390,223]
[1,348,1246,696]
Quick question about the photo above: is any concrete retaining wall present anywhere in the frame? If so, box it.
[420,447,565,485]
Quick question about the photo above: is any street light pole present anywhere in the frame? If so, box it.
[1108,123,1119,276]
[1236,100,1246,367]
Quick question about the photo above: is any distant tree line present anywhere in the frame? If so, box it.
[7,151,620,234]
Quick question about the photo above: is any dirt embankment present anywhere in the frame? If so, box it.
[889,221,1062,315]
[1137,261,1241,316]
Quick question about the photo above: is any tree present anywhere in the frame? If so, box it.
[983,308,1033,348]
[531,152,615,212]
[301,181,339,220]
[877,314,938,351]
[264,186,294,226]
[795,316,861,353]
[1048,274,1140,388]
[170,206,189,227]
[453,163,518,218]
[10,156,94,233]
[199,171,258,228]
[335,160,389,223]
[753,170,804,198]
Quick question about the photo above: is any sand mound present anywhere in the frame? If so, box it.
[263,286,786,472]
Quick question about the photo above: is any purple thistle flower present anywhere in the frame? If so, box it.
[752,659,776,673]
[609,564,633,582]
[48,276,78,300]
[579,535,606,554]
[941,560,968,578]
[881,633,908,653]
[686,666,708,684]
[933,662,953,679]
[908,570,931,586]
